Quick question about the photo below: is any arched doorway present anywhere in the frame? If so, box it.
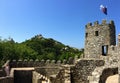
[99,68,118,83]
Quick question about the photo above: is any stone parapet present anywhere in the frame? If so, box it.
[8,56,79,68]
[86,20,114,28]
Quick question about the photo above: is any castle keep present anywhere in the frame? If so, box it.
[85,20,116,58]
[0,20,120,83]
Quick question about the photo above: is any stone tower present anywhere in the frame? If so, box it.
[118,34,120,47]
[84,20,116,58]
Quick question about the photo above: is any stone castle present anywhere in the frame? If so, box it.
[0,20,120,83]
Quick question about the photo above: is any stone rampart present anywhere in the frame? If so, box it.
[89,66,118,83]
[50,65,73,83]
[35,67,60,78]
[70,59,104,83]
[86,20,114,28]
[88,44,120,83]
[51,59,105,83]
[9,57,76,68]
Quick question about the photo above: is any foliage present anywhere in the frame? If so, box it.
[0,35,83,67]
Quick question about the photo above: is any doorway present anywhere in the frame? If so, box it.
[14,70,32,83]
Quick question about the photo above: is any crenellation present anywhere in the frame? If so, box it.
[35,59,39,62]
[68,57,74,64]
[118,34,120,48]
[63,59,67,64]
[12,59,16,62]
[24,59,27,62]
[102,19,107,25]
[9,57,78,68]
[29,59,33,62]
[39,59,45,66]
[18,59,22,62]
[109,20,114,25]
[17,59,23,67]
[51,60,55,64]
[23,59,28,67]
[49,60,56,66]
[41,59,45,63]
[28,59,34,67]
[56,60,61,65]
[46,60,50,65]
[86,23,92,28]
[93,21,99,26]
[34,59,40,67]
[86,20,115,28]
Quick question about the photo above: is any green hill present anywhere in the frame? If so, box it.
[22,34,83,60]
[0,34,83,67]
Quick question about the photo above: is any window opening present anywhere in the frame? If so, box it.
[102,45,108,56]
[86,33,88,37]
[95,31,99,36]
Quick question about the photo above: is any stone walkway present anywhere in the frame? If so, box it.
[106,74,118,83]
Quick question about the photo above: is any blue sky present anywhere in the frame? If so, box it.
[0,0,120,49]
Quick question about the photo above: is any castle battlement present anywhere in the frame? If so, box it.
[9,56,79,68]
[86,20,114,28]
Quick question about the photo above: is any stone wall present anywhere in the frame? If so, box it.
[71,59,104,83]
[50,68,65,83]
[50,65,73,83]
[51,59,104,83]
[9,57,75,68]
[1,56,76,83]
[99,68,118,83]
[84,20,116,58]
[35,67,60,78]
[88,65,118,83]
[32,71,49,83]
[88,38,120,83]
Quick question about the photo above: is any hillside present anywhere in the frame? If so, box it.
[0,34,83,67]
[22,34,83,60]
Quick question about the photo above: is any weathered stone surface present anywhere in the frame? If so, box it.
[84,20,116,58]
